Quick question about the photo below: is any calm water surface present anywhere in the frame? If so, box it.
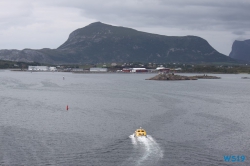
[0,70,250,166]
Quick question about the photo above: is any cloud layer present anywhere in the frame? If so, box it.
[0,0,249,55]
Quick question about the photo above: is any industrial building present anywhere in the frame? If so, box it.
[122,68,131,72]
[156,67,170,73]
[121,68,148,73]
[131,68,148,73]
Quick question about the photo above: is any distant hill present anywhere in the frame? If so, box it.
[229,39,250,62]
[0,22,236,64]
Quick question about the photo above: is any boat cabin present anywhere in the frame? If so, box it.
[134,127,147,137]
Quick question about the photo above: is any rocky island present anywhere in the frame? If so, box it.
[146,73,220,81]
[146,73,197,80]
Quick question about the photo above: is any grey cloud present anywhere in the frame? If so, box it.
[42,0,250,55]
[235,36,247,41]
[47,0,250,32]
[0,1,34,28]
[232,31,246,35]
[1,0,249,54]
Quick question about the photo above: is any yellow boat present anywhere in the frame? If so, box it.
[134,127,147,137]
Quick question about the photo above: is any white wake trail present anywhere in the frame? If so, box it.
[126,135,164,166]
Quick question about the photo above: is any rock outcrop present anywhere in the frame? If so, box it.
[146,73,197,80]
[194,75,220,79]
[147,73,220,80]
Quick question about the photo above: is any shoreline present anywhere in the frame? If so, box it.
[3,69,250,75]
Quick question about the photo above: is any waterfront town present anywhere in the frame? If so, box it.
[27,65,180,73]
[1,60,249,73]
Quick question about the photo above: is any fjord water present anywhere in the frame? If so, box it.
[0,70,250,166]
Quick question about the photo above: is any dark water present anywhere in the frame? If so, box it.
[0,70,250,166]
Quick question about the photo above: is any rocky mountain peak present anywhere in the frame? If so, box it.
[229,39,250,62]
[58,22,118,49]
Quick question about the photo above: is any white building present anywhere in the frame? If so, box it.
[131,68,147,73]
[90,68,108,72]
[28,66,49,71]
[28,66,57,71]
[49,67,57,71]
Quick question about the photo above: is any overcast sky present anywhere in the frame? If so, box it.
[0,0,249,55]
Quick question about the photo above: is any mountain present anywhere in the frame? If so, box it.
[0,22,236,64]
[229,39,250,62]
[0,49,53,64]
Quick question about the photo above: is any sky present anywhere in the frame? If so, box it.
[0,0,249,56]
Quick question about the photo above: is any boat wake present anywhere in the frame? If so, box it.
[122,135,164,166]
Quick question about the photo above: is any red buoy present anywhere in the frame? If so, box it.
[66,105,69,110]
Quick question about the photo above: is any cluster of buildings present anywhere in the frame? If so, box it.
[70,68,108,72]
[28,66,181,73]
[28,66,57,71]
[27,66,109,72]
[121,67,171,73]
